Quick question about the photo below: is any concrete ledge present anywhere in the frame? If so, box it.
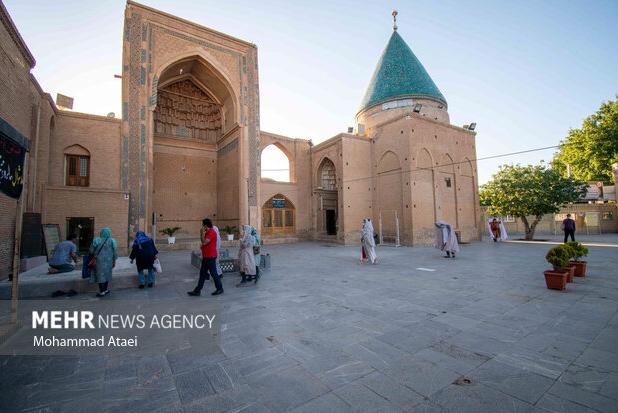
[0,257,141,299]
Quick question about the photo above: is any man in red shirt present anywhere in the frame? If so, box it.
[188,218,223,296]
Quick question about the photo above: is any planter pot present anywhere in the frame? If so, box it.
[573,260,587,277]
[167,236,176,245]
[544,270,567,291]
[565,265,575,283]
[226,234,234,241]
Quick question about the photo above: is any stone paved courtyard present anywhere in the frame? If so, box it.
[1,239,618,412]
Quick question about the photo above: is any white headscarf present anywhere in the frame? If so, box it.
[213,225,221,252]
[241,224,254,245]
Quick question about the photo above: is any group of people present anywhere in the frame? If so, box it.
[48,227,119,297]
[358,217,462,260]
[47,218,263,298]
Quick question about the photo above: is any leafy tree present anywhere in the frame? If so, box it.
[552,98,618,183]
[480,164,586,240]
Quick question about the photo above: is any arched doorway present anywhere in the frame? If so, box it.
[317,158,338,235]
[262,194,295,235]
[152,55,237,239]
[261,144,292,182]
[377,151,403,244]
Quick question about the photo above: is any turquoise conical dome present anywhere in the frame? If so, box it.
[359,31,447,113]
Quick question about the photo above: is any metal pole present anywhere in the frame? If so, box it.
[11,151,29,321]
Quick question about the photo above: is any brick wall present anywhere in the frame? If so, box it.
[0,7,34,278]
[49,112,121,189]
[42,187,130,255]
[153,143,217,239]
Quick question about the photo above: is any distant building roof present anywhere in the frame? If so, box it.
[359,31,446,114]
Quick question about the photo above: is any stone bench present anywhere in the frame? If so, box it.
[190,250,271,272]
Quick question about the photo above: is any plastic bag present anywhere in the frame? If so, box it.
[153,258,163,273]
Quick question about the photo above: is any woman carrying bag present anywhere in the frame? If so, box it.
[129,231,159,288]
[88,227,117,297]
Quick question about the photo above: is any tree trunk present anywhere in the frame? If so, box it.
[522,215,543,240]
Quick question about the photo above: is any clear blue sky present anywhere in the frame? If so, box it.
[5,0,617,183]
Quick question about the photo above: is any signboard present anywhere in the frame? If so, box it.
[42,224,61,260]
[56,93,74,110]
[272,198,286,208]
[584,212,600,227]
[0,133,26,199]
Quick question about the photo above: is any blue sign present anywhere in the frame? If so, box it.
[272,198,286,208]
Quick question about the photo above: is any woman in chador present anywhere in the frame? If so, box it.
[129,231,158,288]
[89,227,118,296]
[434,221,460,258]
[487,218,508,242]
[251,226,262,282]
[360,218,377,264]
[237,224,257,286]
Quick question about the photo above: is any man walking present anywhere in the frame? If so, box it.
[562,213,576,243]
[188,218,223,296]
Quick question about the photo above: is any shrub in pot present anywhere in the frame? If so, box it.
[566,241,588,277]
[160,227,181,244]
[223,225,237,241]
[561,244,576,283]
[544,245,569,291]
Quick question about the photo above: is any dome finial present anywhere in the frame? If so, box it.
[392,10,398,31]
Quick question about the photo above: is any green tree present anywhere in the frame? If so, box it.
[552,97,618,183]
[480,164,586,240]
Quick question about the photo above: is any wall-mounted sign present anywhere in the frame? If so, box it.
[0,133,26,199]
[272,198,286,208]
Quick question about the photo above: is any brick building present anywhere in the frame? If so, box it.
[0,1,482,279]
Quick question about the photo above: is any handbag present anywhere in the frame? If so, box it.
[87,237,109,268]
[153,258,162,273]
[81,257,91,279]
[253,245,261,255]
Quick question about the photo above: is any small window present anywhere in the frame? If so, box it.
[66,155,90,186]
[444,177,452,188]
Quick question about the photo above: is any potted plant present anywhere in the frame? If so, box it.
[561,243,576,283]
[544,245,569,291]
[223,225,237,241]
[566,241,589,277]
[160,227,181,244]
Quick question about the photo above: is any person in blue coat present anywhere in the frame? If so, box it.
[129,231,159,288]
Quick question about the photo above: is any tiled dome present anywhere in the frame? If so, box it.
[358,31,447,114]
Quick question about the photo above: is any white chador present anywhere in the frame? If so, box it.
[434,221,460,258]
[361,218,377,264]
[487,218,508,242]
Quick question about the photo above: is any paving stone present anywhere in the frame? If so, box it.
[558,363,618,395]
[431,382,533,412]
[576,347,618,373]
[290,392,353,413]
[380,356,460,397]
[534,393,597,412]
[548,381,618,412]
[182,384,260,413]
[589,327,618,355]
[334,381,402,412]
[174,368,215,405]
[470,359,555,404]
[245,365,330,412]
[415,343,490,375]
[357,370,426,409]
